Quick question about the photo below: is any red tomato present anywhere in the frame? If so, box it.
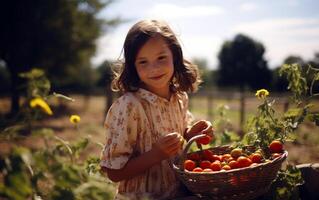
[203,168,213,172]
[200,160,211,169]
[196,135,212,145]
[269,140,283,153]
[237,156,252,168]
[187,153,200,161]
[210,161,222,171]
[250,153,263,163]
[228,160,239,169]
[192,167,203,172]
[184,160,196,171]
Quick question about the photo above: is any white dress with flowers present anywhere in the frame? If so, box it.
[100,88,193,200]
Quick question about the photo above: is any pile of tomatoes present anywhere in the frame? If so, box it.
[184,140,284,173]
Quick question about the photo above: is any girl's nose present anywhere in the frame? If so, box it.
[149,61,161,71]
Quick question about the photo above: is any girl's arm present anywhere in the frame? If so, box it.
[101,132,182,182]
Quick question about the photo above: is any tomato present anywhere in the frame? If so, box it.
[271,153,282,159]
[222,165,231,170]
[192,167,203,172]
[202,150,214,161]
[222,154,232,162]
[230,148,242,158]
[212,154,222,162]
[250,153,263,163]
[269,140,283,153]
[210,160,222,171]
[203,168,213,172]
[200,160,211,169]
[196,135,212,145]
[184,159,196,171]
[187,153,200,161]
[228,160,239,169]
[237,156,252,168]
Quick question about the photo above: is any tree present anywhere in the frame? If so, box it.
[0,0,119,115]
[216,34,272,91]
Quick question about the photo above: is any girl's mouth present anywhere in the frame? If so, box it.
[150,74,165,80]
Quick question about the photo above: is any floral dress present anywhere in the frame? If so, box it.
[100,88,193,200]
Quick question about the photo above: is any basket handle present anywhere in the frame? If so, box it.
[180,134,207,171]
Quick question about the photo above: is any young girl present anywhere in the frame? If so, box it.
[100,19,213,200]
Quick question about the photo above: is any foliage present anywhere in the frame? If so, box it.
[0,69,115,200]
[242,63,319,199]
[217,34,272,91]
[211,105,240,146]
[0,0,120,113]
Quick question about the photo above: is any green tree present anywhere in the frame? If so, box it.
[216,34,272,91]
[0,0,119,115]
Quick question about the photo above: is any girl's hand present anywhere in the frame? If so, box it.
[152,132,183,160]
[186,120,214,141]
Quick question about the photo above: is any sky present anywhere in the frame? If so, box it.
[92,0,319,69]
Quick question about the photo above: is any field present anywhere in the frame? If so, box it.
[1,93,319,165]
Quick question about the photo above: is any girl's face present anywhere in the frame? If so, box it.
[135,36,174,99]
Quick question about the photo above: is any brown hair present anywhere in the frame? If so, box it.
[112,19,201,93]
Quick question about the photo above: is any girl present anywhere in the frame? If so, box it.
[100,19,213,200]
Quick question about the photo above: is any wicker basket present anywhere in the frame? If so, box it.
[172,134,288,200]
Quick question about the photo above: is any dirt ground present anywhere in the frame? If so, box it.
[1,95,319,165]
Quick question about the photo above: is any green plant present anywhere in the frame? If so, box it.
[0,69,115,200]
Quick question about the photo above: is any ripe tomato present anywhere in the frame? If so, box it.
[250,153,263,163]
[222,154,232,162]
[228,160,239,169]
[192,167,203,172]
[203,168,213,172]
[271,153,282,159]
[269,140,283,153]
[230,148,242,158]
[212,154,222,162]
[200,160,211,169]
[237,156,252,168]
[196,135,212,145]
[222,165,231,170]
[184,159,196,171]
[202,150,214,161]
[187,153,200,161]
[210,160,222,171]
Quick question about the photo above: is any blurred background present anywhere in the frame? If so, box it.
[1,0,319,164]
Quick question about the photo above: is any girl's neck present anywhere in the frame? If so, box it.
[141,84,171,100]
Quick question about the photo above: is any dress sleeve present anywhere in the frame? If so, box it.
[100,95,140,169]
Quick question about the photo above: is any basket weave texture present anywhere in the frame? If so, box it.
[172,135,287,200]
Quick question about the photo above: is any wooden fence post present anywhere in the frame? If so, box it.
[207,91,213,120]
[239,91,245,135]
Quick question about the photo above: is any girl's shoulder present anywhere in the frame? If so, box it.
[111,92,143,109]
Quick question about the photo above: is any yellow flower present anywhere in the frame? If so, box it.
[30,98,53,115]
[70,115,81,124]
[255,89,270,99]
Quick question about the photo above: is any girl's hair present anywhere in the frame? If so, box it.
[112,19,201,93]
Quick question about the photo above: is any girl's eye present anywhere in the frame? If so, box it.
[138,60,147,65]
[159,55,166,60]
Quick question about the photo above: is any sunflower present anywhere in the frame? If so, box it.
[30,97,53,115]
[255,89,269,99]
[69,115,81,124]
